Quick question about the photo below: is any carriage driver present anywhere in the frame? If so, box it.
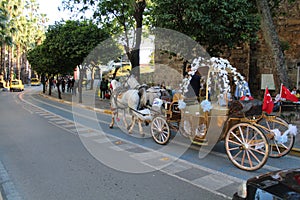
[186,64,202,100]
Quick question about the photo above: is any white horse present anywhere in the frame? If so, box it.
[109,75,150,135]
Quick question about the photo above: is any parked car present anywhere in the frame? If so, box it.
[233,168,300,200]
[31,78,41,86]
[10,80,24,92]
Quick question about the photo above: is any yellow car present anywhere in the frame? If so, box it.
[10,80,24,92]
[31,78,41,86]
[108,65,131,77]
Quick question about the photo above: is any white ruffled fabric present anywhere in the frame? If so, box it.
[273,124,298,144]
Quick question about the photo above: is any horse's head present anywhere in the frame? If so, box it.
[110,79,121,91]
[125,74,140,89]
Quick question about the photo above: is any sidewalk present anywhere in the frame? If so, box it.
[41,88,112,114]
[41,89,300,155]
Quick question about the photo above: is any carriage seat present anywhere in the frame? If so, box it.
[166,93,182,113]
[229,99,262,117]
[163,93,183,120]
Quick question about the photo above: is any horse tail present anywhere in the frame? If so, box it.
[139,87,148,108]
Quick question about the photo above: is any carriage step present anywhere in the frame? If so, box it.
[191,138,208,146]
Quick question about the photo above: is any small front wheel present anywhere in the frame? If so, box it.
[151,117,170,145]
[225,123,269,171]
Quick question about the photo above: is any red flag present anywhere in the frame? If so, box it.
[281,85,298,102]
[262,87,274,114]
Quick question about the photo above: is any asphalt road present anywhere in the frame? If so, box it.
[1,86,300,200]
[0,87,230,200]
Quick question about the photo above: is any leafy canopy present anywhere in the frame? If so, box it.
[27,20,109,75]
[151,0,260,56]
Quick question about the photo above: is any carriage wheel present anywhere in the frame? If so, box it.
[151,117,170,145]
[258,117,295,158]
[225,123,269,171]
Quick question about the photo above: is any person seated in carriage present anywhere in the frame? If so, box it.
[234,75,251,100]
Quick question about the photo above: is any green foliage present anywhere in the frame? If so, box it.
[280,40,290,51]
[27,20,109,75]
[151,0,260,56]
[0,3,13,46]
[62,0,147,74]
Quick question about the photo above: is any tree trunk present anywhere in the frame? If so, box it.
[16,45,21,80]
[127,0,146,82]
[0,43,5,78]
[90,66,95,90]
[8,46,12,86]
[256,0,289,88]
[78,68,84,103]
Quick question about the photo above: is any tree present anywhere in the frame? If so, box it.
[27,20,109,102]
[0,4,13,46]
[62,0,147,80]
[27,39,56,94]
[0,0,16,81]
[151,0,260,57]
[152,0,295,88]
[255,0,290,88]
[1,0,46,84]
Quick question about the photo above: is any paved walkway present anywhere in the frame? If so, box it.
[42,88,300,154]
[41,88,111,112]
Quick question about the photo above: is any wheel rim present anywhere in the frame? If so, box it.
[151,117,170,145]
[225,123,269,171]
[259,117,295,158]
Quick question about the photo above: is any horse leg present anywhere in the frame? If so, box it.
[109,112,115,128]
[138,119,144,137]
[128,115,136,134]
[121,109,130,131]
[127,115,135,130]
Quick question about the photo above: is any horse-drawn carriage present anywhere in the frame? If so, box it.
[110,57,298,171]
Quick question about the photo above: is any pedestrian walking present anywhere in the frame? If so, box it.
[56,77,62,99]
[100,78,108,99]
[61,78,66,93]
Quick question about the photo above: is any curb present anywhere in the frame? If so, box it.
[39,93,113,115]
[0,160,22,200]
[290,147,300,157]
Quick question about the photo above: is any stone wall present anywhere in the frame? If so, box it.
[276,0,300,84]
[245,0,300,97]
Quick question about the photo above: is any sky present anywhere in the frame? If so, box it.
[37,0,72,25]
[36,0,153,64]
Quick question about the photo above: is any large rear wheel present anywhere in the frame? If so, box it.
[225,123,269,171]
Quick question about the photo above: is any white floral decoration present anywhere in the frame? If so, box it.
[182,56,250,98]
[178,100,186,110]
[178,56,251,111]
[200,100,212,112]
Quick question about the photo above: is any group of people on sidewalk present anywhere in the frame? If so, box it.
[43,76,77,99]
[47,76,76,94]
